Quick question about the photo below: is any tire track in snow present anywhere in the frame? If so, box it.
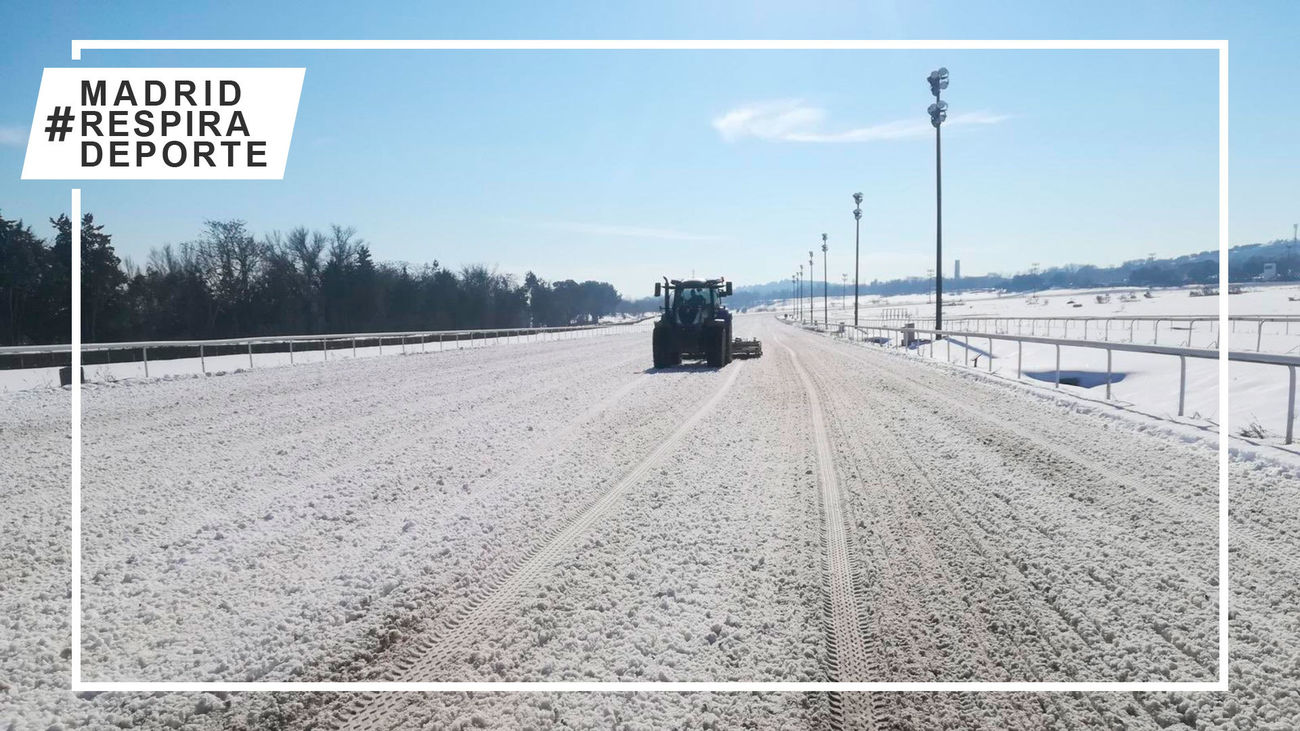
[265,370,655,689]
[791,325,1213,726]
[844,333,1300,667]
[332,362,746,730]
[818,355,1113,727]
[772,332,877,731]
[812,335,1224,678]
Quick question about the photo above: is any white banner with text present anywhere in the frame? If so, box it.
[22,67,305,180]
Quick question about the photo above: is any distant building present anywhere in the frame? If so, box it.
[954,259,961,281]
[1261,262,1278,281]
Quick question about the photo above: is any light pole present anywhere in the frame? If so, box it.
[790,261,800,318]
[853,192,863,327]
[928,66,949,338]
[821,234,829,327]
[841,273,848,311]
[791,274,797,319]
[808,250,815,325]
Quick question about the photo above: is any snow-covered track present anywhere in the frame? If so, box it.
[774,333,878,730]
[16,316,1300,729]
[332,362,746,730]
[82,344,649,585]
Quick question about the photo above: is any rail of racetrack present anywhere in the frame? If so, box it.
[331,362,745,730]
[0,317,658,377]
[858,313,1300,355]
[773,333,876,731]
[0,317,658,356]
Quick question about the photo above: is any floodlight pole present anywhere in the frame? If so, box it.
[853,193,863,327]
[928,67,949,338]
[798,265,803,322]
[808,250,815,325]
[935,116,943,335]
[821,235,829,327]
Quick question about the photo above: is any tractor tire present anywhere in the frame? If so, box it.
[724,322,734,364]
[705,326,725,367]
[653,326,680,368]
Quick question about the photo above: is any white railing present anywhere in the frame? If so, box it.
[849,314,1300,353]
[786,318,1298,445]
[0,318,654,379]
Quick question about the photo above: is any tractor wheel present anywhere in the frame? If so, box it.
[705,326,725,367]
[653,326,672,368]
[724,323,734,364]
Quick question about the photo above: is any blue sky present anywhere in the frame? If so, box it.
[0,1,1294,297]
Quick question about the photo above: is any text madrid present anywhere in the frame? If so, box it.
[79,78,267,168]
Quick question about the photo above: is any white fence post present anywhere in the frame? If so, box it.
[1106,349,1113,400]
[1288,365,1296,445]
[1178,355,1187,416]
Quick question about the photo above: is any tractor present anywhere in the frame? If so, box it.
[651,277,762,368]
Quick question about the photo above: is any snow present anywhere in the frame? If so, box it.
[770,281,1300,334]
[773,284,1299,444]
[2,315,1299,729]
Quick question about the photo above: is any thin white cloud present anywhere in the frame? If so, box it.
[713,100,1008,143]
[540,221,724,242]
[0,125,28,146]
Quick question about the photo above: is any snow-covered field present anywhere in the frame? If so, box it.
[770,284,1299,445]
[769,282,1300,352]
[3,315,1300,729]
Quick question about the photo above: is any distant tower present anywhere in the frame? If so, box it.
[954,259,961,281]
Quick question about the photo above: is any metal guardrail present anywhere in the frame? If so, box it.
[858,314,1300,352]
[787,317,1298,444]
[0,318,655,376]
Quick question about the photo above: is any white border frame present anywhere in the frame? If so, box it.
[67,39,1230,694]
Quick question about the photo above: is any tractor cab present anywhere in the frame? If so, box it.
[663,280,727,327]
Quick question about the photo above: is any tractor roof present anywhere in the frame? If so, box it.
[668,278,726,288]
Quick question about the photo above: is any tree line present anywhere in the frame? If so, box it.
[0,211,630,346]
